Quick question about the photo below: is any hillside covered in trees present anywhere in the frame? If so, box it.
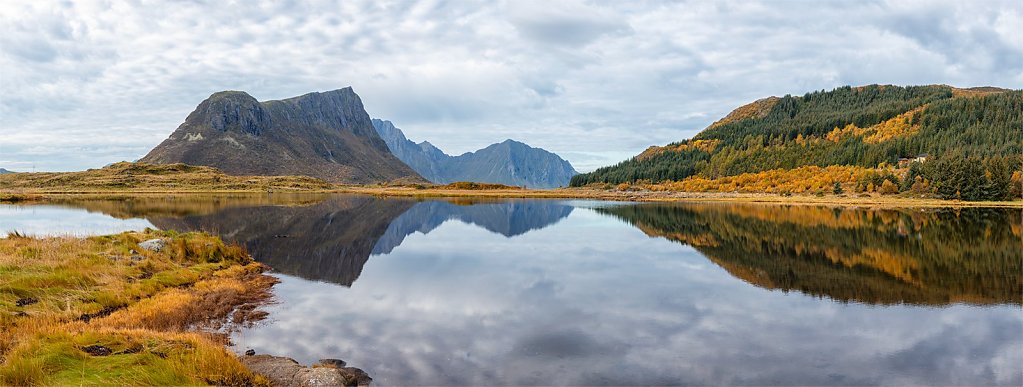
[572,85,1023,201]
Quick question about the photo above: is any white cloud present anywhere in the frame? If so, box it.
[1,0,1021,172]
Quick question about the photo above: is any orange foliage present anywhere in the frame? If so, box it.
[878,180,899,195]
[825,108,923,144]
[644,165,883,194]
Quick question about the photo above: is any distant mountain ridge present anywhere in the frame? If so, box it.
[372,119,578,188]
[0,168,14,174]
[141,88,423,184]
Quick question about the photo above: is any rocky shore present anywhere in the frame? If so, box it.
[240,353,372,387]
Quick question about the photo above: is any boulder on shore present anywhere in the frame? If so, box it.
[138,239,166,252]
[240,354,372,387]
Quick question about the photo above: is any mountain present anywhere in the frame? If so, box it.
[141,88,423,184]
[372,119,578,188]
[0,168,14,174]
[571,85,1022,190]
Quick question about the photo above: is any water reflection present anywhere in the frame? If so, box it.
[236,208,1020,385]
[598,203,1023,305]
[148,195,416,285]
[4,196,1021,385]
[373,199,574,255]
[36,195,575,286]
[152,197,573,285]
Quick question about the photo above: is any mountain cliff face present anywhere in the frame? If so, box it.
[141,88,423,184]
[372,119,578,188]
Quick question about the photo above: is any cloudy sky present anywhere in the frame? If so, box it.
[2,0,1021,172]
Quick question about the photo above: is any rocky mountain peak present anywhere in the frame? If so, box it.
[191,90,270,136]
[142,88,422,184]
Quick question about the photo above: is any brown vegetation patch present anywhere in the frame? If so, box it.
[707,96,780,129]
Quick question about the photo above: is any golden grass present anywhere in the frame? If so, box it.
[0,230,274,386]
[0,161,331,194]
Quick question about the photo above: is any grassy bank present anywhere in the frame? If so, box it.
[0,162,332,193]
[336,186,1023,208]
[0,231,275,386]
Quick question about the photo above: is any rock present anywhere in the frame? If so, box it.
[130,255,145,261]
[15,297,39,307]
[138,239,166,252]
[240,354,371,386]
[296,367,350,386]
[245,349,256,356]
[317,358,346,368]
[337,367,373,386]
[240,355,302,385]
[82,345,112,356]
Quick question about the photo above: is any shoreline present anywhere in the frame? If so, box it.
[335,186,1023,208]
[4,186,1020,208]
[0,230,371,386]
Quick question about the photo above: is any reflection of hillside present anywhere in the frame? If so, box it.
[150,196,416,286]
[52,193,332,219]
[599,204,1022,305]
[372,200,574,254]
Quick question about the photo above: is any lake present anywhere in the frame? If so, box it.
[2,195,1021,385]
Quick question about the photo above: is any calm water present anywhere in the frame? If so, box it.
[2,195,1021,385]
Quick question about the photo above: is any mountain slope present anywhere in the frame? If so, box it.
[0,168,14,174]
[572,85,1022,187]
[141,88,423,184]
[372,119,578,188]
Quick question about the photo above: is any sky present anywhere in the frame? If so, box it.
[1,0,1021,173]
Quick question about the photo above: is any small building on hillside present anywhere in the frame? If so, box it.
[897,154,929,168]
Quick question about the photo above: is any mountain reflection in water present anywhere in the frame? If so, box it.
[38,195,1021,305]
[144,196,575,286]
[6,195,1021,385]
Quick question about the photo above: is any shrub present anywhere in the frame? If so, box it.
[878,180,899,195]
